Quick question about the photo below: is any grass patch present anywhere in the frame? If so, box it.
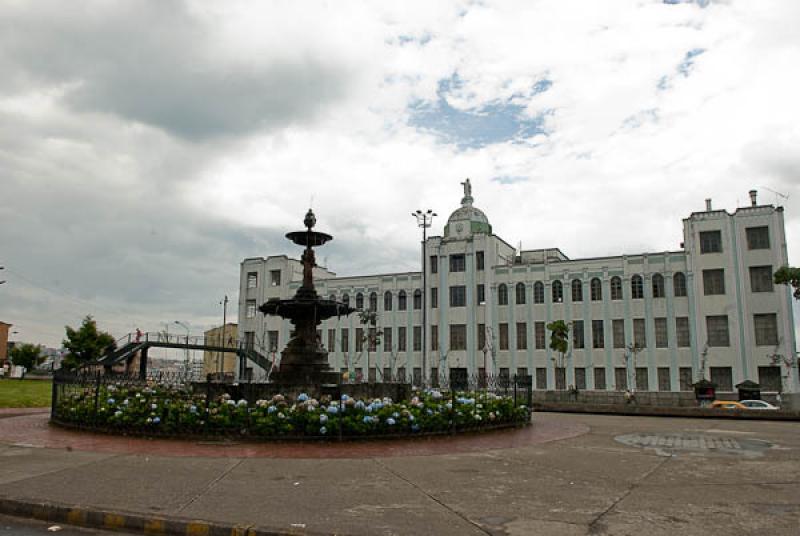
[0,379,52,408]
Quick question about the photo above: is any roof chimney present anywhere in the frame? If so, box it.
[749,189,757,207]
[705,198,712,211]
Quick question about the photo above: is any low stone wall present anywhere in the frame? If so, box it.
[532,390,800,420]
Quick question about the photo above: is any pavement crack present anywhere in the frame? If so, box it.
[587,454,671,533]
[175,458,244,513]
[373,458,492,536]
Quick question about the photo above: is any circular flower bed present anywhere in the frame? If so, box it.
[52,383,530,439]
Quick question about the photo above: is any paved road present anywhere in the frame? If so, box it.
[0,515,130,536]
[0,412,798,535]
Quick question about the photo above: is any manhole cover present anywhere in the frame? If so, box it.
[615,433,773,457]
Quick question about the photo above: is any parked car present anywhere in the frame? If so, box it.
[710,400,746,410]
[739,399,779,410]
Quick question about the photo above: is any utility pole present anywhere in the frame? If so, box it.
[219,295,228,376]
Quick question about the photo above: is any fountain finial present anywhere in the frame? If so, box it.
[304,208,316,230]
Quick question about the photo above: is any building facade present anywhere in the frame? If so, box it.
[238,186,797,394]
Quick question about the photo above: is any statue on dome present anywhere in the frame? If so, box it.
[461,178,472,198]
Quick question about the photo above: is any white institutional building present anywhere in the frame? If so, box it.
[238,182,797,395]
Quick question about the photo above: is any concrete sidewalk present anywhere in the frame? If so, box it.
[1,413,798,535]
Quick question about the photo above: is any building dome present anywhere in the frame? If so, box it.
[444,179,492,239]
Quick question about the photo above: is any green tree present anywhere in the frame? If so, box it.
[9,343,44,370]
[774,266,800,300]
[62,316,116,370]
[547,320,570,389]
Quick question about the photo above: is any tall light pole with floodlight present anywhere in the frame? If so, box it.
[412,209,436,386]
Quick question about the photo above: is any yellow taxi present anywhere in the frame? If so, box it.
[710,400,746,410]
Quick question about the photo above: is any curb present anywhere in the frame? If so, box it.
[0,497,337,536]
[533,404,800,421]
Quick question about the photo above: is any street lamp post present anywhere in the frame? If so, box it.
[219,295,229,377]
[412,209,436,386]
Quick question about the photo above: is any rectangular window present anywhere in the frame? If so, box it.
[613,319,625,349]
[368,327,377,352]
[710,366,733,391]
[536,368,547,390]
[356,328,364,352]
[397,367,406,382]
[633,318,646,348]
[706,315,730,347]
[368,367,376,382]
[499,323,509,350]
[657,367,671,391]
[635,368,649,391]
[341,329,349,353]
[270,269,281,286]
[757,366,781,392]
[355,367,363,381]
[750,266,774,293]
[676,317,690,347]
[679,367,693,391]
[383,367,391,381]
[476,284,485,304]
[555,367,566,390]
[516,322,527,350]
[246,300,256,318]
[431,325,438,351]
[413,326,421,351]
[476,251,485,271]
[592,320,604,349]
[449,285,466,307]
[430,256,438,274]
[431,287,438,308]
[477,323,486,350]
[383,327,392,352]
[247,272,258,289]
[398,326,407,352]
[268,331,279,352]
[499,368,510,387]
[450,324,467,350]
[615,368,628,391]
[655,317,668,348]
[699,230,722,253]
[754,313,778,346]
[431,367,439,387]
[516,367,528,381]
[594,368,607,391]
[746,226,770,250]
[572,320,585,349]
[534,322,546,350]
[244,331,255,349]
[413,367,422,386]
[449,254,466,272]
[574,368,586,390]
[328,329,335,352]
[703,269,726,295]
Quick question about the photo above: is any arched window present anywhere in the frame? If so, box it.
[498,284,508,305]
[571,279,583,302]
[533,281,544,303]
[552,280,563,303]
[342,293,350,307]
[398,290,407,311]
[652,274,665,298]
[383,291,393,311]
[590,278,602,301]
[369,292,378,311]
[631,275,644,299]
[610,276,623,300]
[413,289,422,310]
[515,282,526,304]
[673,272,687,297]
[355,292,364,309]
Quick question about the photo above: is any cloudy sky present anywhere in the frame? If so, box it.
[1,0,798,349]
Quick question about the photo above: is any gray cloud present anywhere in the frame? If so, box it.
[0,1,352,140]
